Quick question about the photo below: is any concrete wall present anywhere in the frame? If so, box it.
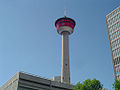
[0,72,19,90]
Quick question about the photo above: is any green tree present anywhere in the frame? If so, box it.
[113,80,120,90]
[74,79,103,90]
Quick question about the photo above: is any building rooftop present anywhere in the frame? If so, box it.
[105,6,120,18]
[0,72,74,90]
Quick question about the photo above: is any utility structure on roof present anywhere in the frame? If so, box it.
[55,16,76,84]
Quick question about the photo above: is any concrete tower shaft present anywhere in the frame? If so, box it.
[55,17,75,84]
[61,31,70,84]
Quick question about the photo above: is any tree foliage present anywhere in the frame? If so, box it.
[74,79,103,90]
[113,80,120,90]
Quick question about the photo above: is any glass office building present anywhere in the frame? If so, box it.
[105,6,120,80]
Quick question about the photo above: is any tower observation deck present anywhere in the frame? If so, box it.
[55,16,76,84]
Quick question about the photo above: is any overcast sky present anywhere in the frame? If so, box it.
[0,0,120,89]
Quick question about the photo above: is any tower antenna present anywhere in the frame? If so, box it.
[64,8,67,17]
[64,0,67,17]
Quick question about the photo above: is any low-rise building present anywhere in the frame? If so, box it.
[0,72,74,90]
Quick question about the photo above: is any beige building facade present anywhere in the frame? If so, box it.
[105,6,120,80]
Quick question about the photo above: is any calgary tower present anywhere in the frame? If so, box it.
[55,16,76,84]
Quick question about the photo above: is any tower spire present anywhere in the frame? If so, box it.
[64,8,66,17]
[64,0,67,17]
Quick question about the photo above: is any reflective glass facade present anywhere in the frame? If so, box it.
[106,6,120,80]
